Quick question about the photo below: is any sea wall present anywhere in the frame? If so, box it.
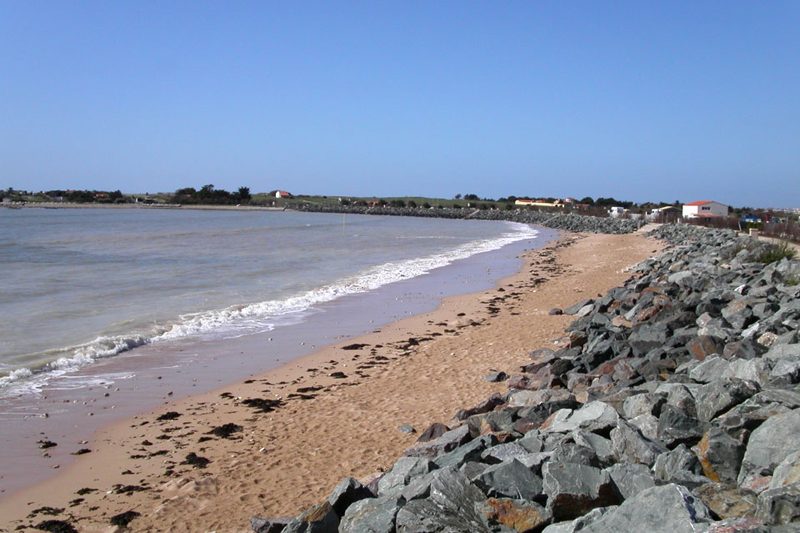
[257,224,800,532]
[295,205,644,234]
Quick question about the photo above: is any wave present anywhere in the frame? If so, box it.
[0,222,538,392]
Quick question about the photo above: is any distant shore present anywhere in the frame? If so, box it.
[1,201,285,211]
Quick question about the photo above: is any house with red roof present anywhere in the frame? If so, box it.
[682,200,729,219]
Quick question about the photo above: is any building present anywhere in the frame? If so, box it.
[514,198,564,208]
[271,190,292,199]
[682,200,729,219]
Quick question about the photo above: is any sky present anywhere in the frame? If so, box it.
[1,1,798,207]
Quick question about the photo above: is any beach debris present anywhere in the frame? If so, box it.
[341,343,369,350]
[75,487,96,495]
[112,484,148,495]
[37,439,57,449]
[329,371,347,379]
[28,506,64,518]
[70,448,91,455]
[207,422,243,439]
[156,411,181,421]
[110,510,141,527]
[182,452,210,468]
[241,397,284,413]
[33,520,77,533]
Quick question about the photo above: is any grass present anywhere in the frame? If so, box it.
[758,241,797,264]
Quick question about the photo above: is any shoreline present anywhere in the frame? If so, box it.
[0,229,662,531]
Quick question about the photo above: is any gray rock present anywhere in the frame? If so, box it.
[769,358,800,386]
[250,516,289,533]
[628,414,659,441]
[693,427,745,484]
[404,424,470,459]
[657,404,705,447]
[622,393,663,419]
[480,442,532,463]
[338,496,400,533]
[721,359,770,388]
[542,462,619,521]
[739,409,800,485]
[652,444,708,489]
[327,477,373,517]
[542,401,619,435]
[604,463,655,500]
[474,458,543,501]
[416,422,449,443]
[541,506,617,533]
[770,450,800,489]
[377,457,435,497]
[689,356,731,383]
[395,468,489,532]
[580,483,714,533]
[611,419,667,466]
[694,378,760,422]
[629,323,670,357]
[572,431,615,465]
[433,435,494,469]
[483,371,508,383]
[755,483,800,525]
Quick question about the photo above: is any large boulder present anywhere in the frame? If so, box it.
[738,409,800,486]
[339,496,401,533]
[580,484,714,533]
[542,462,619,521]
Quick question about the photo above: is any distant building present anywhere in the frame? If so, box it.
[608,206,627,218]
[682,200,729,219]
[514,198,564,208]
[271,190,292,199]
[646,205,680,221]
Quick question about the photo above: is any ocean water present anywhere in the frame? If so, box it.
[0,208,538,395]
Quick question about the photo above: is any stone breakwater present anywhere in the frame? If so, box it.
[295,205,644,234]
[256,225,800,532]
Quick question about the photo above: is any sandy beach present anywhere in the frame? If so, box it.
[0,229,661,532]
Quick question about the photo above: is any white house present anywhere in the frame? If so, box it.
[682,200,729,219]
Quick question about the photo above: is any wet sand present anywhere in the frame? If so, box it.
[0,229,661,532]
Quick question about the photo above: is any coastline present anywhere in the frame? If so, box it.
[0,229,662,531]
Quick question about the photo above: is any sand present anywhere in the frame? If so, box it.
[0,229,662,532]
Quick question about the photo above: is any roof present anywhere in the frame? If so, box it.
[685,200,715,206]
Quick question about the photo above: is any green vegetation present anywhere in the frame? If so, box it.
[170,184,251,205]
[758,241,797,264]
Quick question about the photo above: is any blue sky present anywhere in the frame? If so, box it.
[1,1,798,207]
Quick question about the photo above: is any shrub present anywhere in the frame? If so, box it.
[758,241,797,264]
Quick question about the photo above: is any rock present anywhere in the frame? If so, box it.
[282,501,339,533]
[475,458,544,501]
[433,435,494,469]
[549,308,564,315]
[327,477,373,517]
[628,414,659,441]
[622,393,663,419]
[377,458,434,497]
[542,462,619,521]
[478,497,552,533]
[483,371,509,383]
[687,336,724,360]
[541,401,619,435]
[455,393,506,420]
[721,359,770,388]
[405,424,470,459]
[652,444,708,489]
[657,404,705,447]
[338,496,400,533]
[416,422,449,443]
[755,483,800,525]
[770,450,800,489]
[694,427,745,484]
[693,483,758,520]
[604,463,655,500]
[398,424,416,434]
[481,442,533,464]
[629,323,670,357]
[394,468,489,532]
[564,299,594,315]
[694,378,760,422]
[739,409,800,485]
[541,506,617,533]
[611,419,667,467]
[580,483,713,533]
[250,516,290,533]
[688,356,731,383]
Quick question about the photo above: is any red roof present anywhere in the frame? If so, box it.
[685,200,714,206]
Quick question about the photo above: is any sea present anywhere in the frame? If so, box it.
[0,207,546,399]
